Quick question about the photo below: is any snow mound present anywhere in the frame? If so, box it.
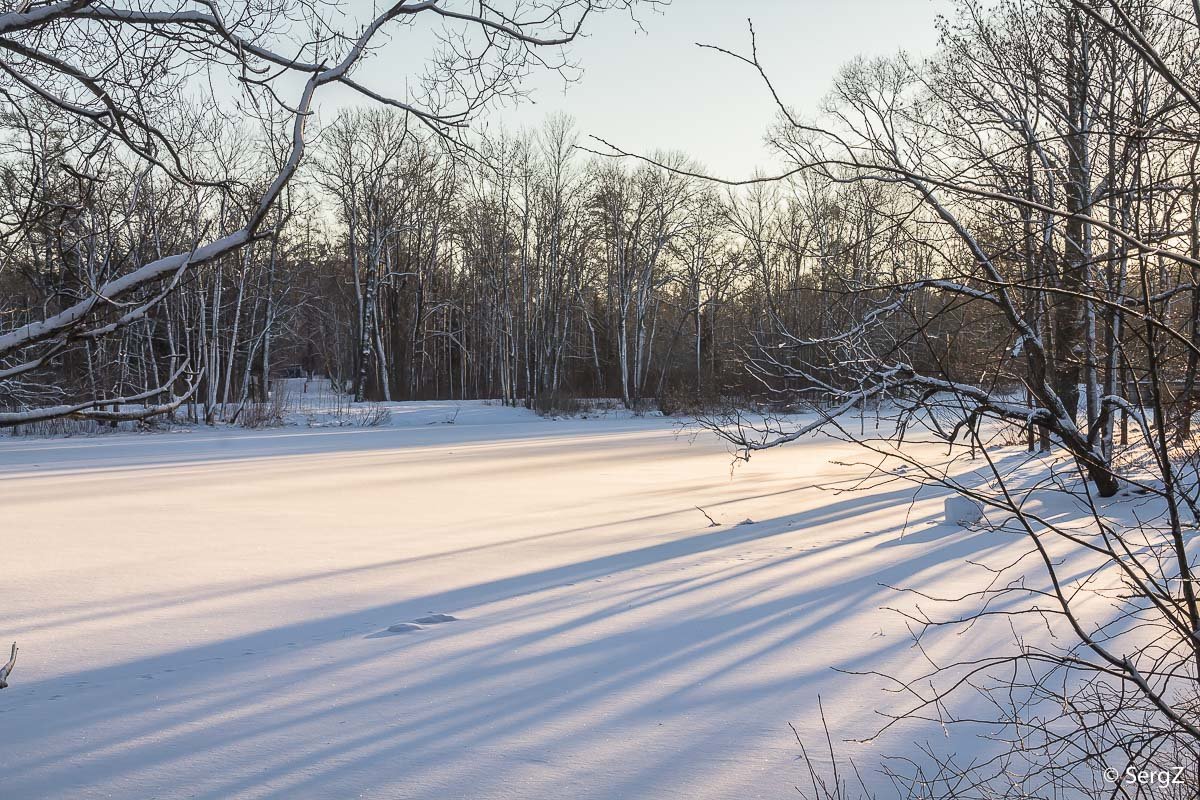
[386,614,457,633]
[945,496,983,526]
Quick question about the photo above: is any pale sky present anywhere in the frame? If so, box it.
[318,0,954,177]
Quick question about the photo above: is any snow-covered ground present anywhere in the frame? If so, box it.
[0,400,1031,799]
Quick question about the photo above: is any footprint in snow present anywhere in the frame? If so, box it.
[413,614,457,625]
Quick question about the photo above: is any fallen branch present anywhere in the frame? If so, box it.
[0,361,199,427]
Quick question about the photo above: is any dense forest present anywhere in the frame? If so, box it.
[3,0,1200,451]
[0,105,968,420]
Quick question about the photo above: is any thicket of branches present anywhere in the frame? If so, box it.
[1,111,970,423]
[0,0,1007,426]
[6,0,1199,449]
[0,0,676,426]
[666,0,1200,795]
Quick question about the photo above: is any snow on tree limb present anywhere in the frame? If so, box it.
[0,361,199,427]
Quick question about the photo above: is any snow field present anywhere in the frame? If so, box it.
[0,402,1041,799]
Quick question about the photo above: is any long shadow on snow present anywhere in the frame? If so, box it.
[10,474,944,635]
[1,482,1012,799]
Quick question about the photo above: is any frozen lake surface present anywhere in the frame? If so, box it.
[0,401,1015,799]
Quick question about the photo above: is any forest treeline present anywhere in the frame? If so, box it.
[0,108,964,420]
[3,0,1200,439]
